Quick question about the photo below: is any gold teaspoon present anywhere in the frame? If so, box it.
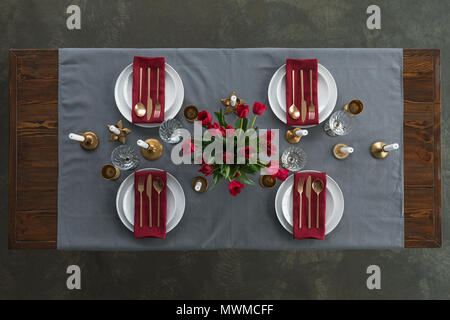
[134,67,146,118]
[312,179,324,229]
[152,177,165,228]
[288,69,300,120]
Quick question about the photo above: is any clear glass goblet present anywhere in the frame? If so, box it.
[323,110,353,136]
[111,145,140,171]
[159,118,184,144]
[281,147,307,172]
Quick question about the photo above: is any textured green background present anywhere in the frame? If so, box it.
[0,0,448,299]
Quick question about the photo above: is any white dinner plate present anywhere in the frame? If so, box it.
[275,170,344,235]
[268,64,338,127]
[115,168,186,233]
[114,63,184,128]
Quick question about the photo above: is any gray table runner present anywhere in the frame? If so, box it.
[58,48,403,250]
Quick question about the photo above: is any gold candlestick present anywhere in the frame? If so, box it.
[370,141,399,159]
[138,138,163,161]
[333,143,353,160]
[285,128,307,144]
[70,131,99,150]
[108,120,131,144]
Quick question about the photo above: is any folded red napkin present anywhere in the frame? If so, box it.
[134,170,167,238]
[132,56,165,123]
[293,172,326,240]
[286,59,318,126]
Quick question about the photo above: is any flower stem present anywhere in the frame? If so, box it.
[250,115,257,128]
[238,118,243,140]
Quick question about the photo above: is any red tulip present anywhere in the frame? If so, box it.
[207,122,222,137]
[181,139,195,155]
[239,146,256,159]
[228,180,245,196]
[197,110,212,126]
[252,101,267,115]
[199,163,214,176]
[274,168,289,181]
[236,104,249,118]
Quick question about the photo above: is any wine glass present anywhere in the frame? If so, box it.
[323,110,353,136]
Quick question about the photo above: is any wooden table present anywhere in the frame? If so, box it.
[8,49,441,249]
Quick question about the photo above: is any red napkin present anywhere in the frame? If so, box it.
[134,170,167,239]
[286,59,318,126]
[132,56,165,123]
[293,172,326,240]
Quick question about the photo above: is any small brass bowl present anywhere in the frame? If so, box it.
[191,176,208,193]
[343,99,364,116]
[259,175,277,188]
[184,105,199,122]
[101,164,120,180]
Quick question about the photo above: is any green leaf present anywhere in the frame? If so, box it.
[238,172,255,185]
[224,165,230,179]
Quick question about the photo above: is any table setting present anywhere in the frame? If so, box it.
[49,48,406,250]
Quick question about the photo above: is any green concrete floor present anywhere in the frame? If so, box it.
[0,0,448,299]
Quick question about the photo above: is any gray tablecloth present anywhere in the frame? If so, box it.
[58,48,404,250]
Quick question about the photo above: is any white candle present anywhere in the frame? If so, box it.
[340,146,354,154]
[194,181,202,192]
[69,133,85,142]
[137,139,149,149]
[383,143,399,152]
[108,125,121,135]
[295,129,308,137]
[230,95,237,106]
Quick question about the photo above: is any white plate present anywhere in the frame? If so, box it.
[268,64,338,127]
[114,63,184,128]
[275,170,344,235]
[115,168,186,233]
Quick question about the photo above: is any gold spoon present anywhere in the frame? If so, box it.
[288,69,300,120]
[312,179,324,229]
[134,67,146,117]
[297,178,304,229]
[152,177,165,228]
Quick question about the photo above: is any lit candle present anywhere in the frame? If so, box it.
[383,143,399,152]
[108,125,121,135]
[340,146,354,154]
[69,133,85,142]
[137,139,149,149]
[295,129,308,137]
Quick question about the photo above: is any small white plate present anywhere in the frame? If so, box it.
[275,170,344,235]
[114,63,184,128]
[115,168,186,233]
[268,64,338,127]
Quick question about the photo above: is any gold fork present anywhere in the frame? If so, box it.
[297,178,304,229]
[308,69,315,120]
[137,176,145,228]
[154,67,161,119]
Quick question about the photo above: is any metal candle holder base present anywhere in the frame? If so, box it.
[140,138,163,161]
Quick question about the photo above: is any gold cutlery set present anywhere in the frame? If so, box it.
[297,176,324,229]
[134,67,162,119]
[137,175,165,228]
[288,69,316,122]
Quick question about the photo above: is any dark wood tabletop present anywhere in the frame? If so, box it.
[8,49,441,249]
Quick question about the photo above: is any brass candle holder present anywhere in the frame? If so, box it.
[183,105,199,122]
[343,99,364,116]
[221,91,245,115]
[370,142,399,159]
[69,132,99,151]
[137,139,163,161]
[101,164,120,180]
[191,176,208,193]
[333,143,354,160]
[108,120,131,144]
[259,175,277,188]
[285,128,308,144]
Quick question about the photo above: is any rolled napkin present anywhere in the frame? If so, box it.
[286,59,318,126]
[134,170,167,238]
[293,172,327,240]
[132,56,165,123]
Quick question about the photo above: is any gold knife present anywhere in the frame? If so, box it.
[147,68,153,121]
[146,174,153,227]
[300,70,307,122]
[305,175,312,229]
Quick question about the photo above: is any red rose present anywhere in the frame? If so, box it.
[207,122,223,137]
[236,104,249,118]
[252,101,267,115]
[199,163,214,176]
[274,168,289,181]
[198,110,212,126]
[266,160,280,175]
[228,180,245,196]
[181,139,195,155]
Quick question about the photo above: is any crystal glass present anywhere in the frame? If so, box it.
[111,145,140,171]
[159,118,184,144]
[281,147,307,172]
[323,110,353,136]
